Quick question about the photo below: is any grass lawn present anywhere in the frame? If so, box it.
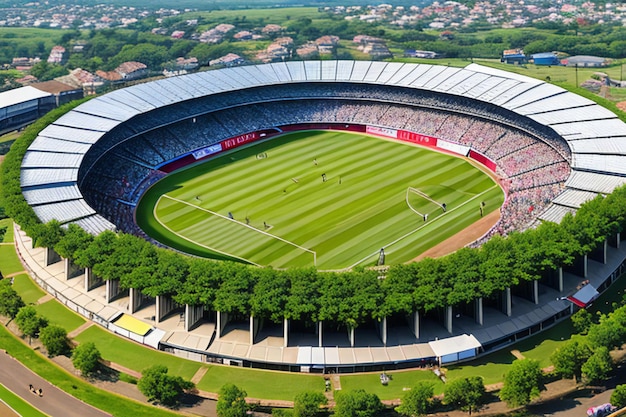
[516,321,579,368]
[0,244,23,276]
[0,219,14,243]
[197,365,324,400]
[34,300,85,333]
[11,274,46,305]
[0,324,183,417]
[74,325,202,380]
[340,369,444,399]
[445,348,515,386]
[0,383,47,417]
[139,131,503,270]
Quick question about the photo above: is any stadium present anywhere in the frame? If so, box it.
[16,60,626,372]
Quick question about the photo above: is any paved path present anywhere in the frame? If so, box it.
[0,349,112,417]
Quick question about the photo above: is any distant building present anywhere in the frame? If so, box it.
[296,43,319,59]
[0,86,55,135]
[171,30,185,39]
[561,55,611,67]
[95,61,148,84]
[501,48,527,65]
[115,61,148,80]
[531,52,560,66]
[404,49,438,59]
[57,68,104,95]
[354,35,392,59]
[234,31,253,41]
[31,80,83,106]
[262,24,283,34]
[209,53,244,67]
[315,35,340,54]
[11,57,40,71]
[47,45,66,64]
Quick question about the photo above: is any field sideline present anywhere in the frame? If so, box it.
[137,131,504,270]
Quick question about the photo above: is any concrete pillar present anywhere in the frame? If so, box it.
[413,311,420,339]
[155,295,162,323]
[617,232,621,249]
[64,258,71,280]
[558,267,564,293]
[250,315,254,345]
[84,267,91,292]
[381,317,388,346]
[349,327,355,347]
[475,297,483,326]
[603,240,608,264]
[217,311,228,340]
[533,280,539,305]
[185,304,192,331]
[318,321,323,348]
[45,247,60,266]
[583,254,588,278]
[129,288,142,314]
[283,318,289,348]
[446,305,453,334]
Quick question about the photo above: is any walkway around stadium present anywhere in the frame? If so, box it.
[12,220,626,373]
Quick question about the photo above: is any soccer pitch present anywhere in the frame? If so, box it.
[136,131,504,270]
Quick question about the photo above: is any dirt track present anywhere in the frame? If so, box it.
[413,209,500,261]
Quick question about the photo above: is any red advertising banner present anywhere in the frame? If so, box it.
[469,149,497,172]
[396,130,438,148]
[221,132,260,151]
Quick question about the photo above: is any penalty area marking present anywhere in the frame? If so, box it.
[347,184,500,269]
[157,195,317,266]
[154,196,260,266]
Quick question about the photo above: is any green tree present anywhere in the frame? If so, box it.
[54,223,93,261]
[571,309,594,334]
[40,325,69,357]
[137,365,194,407]
[581,347,613,385]
[550,340,592,381]
[14,306,48,341]
[395,382,434,417]
[217,383,248,417]
[444,376,485,414]
[293,391,327,417]
[71,342,101,375]
[334,389,382,417]
[33,219,65,249]
[0,279,25,319]
[499,359,544,408]
[611,384,626,408]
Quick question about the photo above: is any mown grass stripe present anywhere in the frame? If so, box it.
[140,131,504,269]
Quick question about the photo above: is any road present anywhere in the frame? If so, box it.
[0,349,112,417]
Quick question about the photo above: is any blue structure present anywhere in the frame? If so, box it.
[532,52,561,66]
[501,49,527,65]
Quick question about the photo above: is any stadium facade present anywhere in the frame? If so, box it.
[16,61,626,371]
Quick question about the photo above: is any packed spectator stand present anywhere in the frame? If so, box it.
[20,61,626,242]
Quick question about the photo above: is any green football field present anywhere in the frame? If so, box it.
[136,131,504,270]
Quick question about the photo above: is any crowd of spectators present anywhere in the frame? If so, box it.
[79,84,573,240]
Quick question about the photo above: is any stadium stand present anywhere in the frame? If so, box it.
[17,60,626,371]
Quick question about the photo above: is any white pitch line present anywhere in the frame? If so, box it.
[154,196,260,266]
[159,195,316,265]
[347,184,499,269]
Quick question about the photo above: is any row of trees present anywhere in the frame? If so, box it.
[0,277,102,375]
[1,276,194,406]
[3,102,626,329]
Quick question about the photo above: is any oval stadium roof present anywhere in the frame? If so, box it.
[20,61,626,231]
